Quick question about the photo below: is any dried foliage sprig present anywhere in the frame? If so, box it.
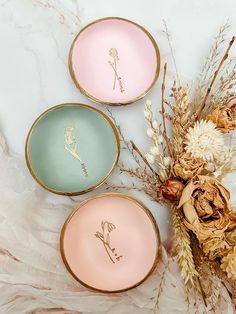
[119,166,164,204]
[190,233,236,310]
[161,63,172,157]
[195,22,230,104]
[195,36,236,120]
[33,0,80,33]
[167,84,194,156]
[154,255,173,313]
[106,107,143,168]
[130,140,161,181]
[213,62,236,100]
[162,19,180,84]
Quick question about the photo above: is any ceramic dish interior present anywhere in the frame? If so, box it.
[60,193,160,293]
[69,17,160,105]
[25,104,120,195]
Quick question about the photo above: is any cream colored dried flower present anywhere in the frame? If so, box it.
[185,120,224,162]
[147,128,154,138]
[145,99,152,108]
[157,135,163,144]
[143,99,170,180]
[220,246,236,279]
[145,153,155,164]
[152,119,159,130]
[144,109,151,120]
[150,146,160,156]
[163,157,172,167]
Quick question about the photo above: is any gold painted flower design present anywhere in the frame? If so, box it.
[95,221,123,264]
[64,126,88,177]
[108,48,125,93]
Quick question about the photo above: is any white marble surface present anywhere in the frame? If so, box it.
[0,0,236,244]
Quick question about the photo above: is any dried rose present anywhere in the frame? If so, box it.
[161,179,185,201]
[220,246,236,280]
[172,153,206,180]
[202,237,230,259]
[207,98,236,133]
[225,229,236,246]
[178,175,236,259]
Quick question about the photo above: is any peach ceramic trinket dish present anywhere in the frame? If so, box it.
[69,17,160,105]
[60,193,160,293]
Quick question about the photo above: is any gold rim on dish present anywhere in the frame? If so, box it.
[25,103,120,196]
[60,192,161,293]
[69,17,161,106]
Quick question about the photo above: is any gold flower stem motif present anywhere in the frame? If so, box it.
[108,48,119,90]
[64,126,88,177]
[108,61,120,90]
[102,239,115,264]
[112,59,117,90]
[95,221,122,264]
[64,144,82,162]
[108,48,125,93]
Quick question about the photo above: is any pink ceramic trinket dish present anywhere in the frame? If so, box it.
[69,17,160,105]
[60,193,160,293]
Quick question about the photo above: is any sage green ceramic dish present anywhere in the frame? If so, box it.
[25,103,120,195]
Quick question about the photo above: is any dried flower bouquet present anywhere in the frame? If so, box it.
[106,25,236,310]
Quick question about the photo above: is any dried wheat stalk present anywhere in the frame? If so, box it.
[195,36,236,120]
[161,63,173,157]
[195,22,230,104]
[172,206,198,284]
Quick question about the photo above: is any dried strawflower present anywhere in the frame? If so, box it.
[220,246,236,279]
[185,120,224,162]
[161,179,185,201]
[178,175,236,259]
[172,152,206,180]
[207,98,236,133]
